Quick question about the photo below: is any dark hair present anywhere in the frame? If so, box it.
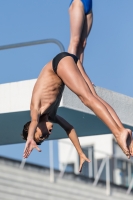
[21,121,41,145]
[22,121,31,141]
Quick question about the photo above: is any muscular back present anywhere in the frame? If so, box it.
[31,61,64,116]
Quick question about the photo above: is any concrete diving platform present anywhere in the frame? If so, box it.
[0,79,133,145]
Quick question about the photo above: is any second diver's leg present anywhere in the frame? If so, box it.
[68,0,85,57]
[57,57,132,158]
[77,11,93,63]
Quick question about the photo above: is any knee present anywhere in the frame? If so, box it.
[70,36,80,49]
[82,39,87,49]
[78,39,87,51]
[79,93,94,108]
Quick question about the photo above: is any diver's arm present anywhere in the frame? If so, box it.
[55,115,90,172]
[27,106,40,140]
[23,106,41,159]
[55,115,83,155]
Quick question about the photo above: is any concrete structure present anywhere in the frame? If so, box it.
[0,79,133,145]
[58,134,113,172]
[58,134,133,189]
[0,156,132,200]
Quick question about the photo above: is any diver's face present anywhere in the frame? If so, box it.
[34,121,53,144]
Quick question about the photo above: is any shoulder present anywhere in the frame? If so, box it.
[48,115,57,123]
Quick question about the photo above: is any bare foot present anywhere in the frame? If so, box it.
[129,131,133,156]
[115,129,132,159]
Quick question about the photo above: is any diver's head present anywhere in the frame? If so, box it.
[22,115,53,145]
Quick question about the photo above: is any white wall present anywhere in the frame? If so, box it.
[0,79,36,113]
[58,134,114,173]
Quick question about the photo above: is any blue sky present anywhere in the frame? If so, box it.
[0,0,133,168]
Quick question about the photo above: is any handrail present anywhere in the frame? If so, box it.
[58,140,133,164]
[93,157,107,186]
[93,156,111,195]
[127,177,133,194]
[58,144,74,179]
[49,141,54,183]
[0,38,65,52]
[20,158,26,169]
[58,140,133,195]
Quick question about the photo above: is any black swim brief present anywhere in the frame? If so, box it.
[52,52,78,74]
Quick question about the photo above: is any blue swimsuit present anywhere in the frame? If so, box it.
[70,0,92,15]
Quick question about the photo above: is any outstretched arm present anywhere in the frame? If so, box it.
[55,115,90,172]
[28,108,40,139]
[23,107,41,158]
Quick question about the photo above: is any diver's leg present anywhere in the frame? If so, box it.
[77,11,93,62]
[57,56,132,158]
[77,60,125,130]
[68,0,85,57]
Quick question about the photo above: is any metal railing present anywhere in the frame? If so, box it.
[0,38,65,52]
[93,156,110,195]
[127,177,133,194]
[58,140,133,196]
[19,139,133,195]
[58,142,111,195]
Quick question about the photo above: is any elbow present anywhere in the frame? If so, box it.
[66,124,74,134]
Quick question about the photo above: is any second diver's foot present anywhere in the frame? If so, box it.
[115,129,132,159]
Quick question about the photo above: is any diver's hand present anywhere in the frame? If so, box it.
[79,153,91,172]
[23,138,41,158]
